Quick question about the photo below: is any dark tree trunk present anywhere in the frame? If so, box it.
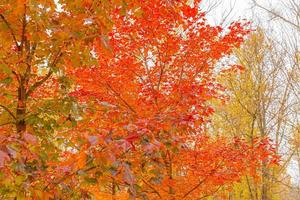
[16,82,26,134]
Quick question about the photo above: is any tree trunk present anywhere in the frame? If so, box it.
[16,82,26,134]
[261,162,268,200]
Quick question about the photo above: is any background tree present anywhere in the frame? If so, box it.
[211,29,296,199]
[251,0,300,197]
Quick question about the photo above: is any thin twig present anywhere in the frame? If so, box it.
[0,121,14,127]
[182,178,206,199]
[253,0,300,30]
[142,179,162,198]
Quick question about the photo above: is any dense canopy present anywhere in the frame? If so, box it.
[0,0,280,199]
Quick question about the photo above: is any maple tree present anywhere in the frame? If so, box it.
[0,0,139,198]
[0,0,278,199]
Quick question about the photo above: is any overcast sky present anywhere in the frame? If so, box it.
[202,0,275,25]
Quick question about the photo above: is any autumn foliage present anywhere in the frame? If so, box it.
[0,0,278,199]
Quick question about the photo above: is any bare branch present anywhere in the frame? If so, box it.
[253,0,300,31]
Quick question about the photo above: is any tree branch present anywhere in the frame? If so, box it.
[12,70,21,84]
[0,14,20,50]
[26,51,62,98]
[0,121,14,127]
[105,83,137,114]
[26,69,53,98]
[0,104,16,120]
[182,178,206,199]
[199,186,222,199]
[253,0,300,31]
[142,179,162,198]
[20,3,27,54]
[182,158,225,199]
[43,147,107,191]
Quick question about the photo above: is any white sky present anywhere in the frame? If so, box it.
[202,0,276,25]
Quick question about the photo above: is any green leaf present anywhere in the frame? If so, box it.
[0,64,12,74]
[84,177,98,184]
[0,77,12,84]
[15,176,26,185]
